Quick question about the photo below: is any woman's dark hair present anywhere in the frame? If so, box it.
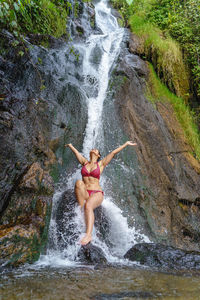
[97,150,101,161]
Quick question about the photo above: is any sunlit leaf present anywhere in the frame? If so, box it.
[18,51,24,56]
[11,20,17,28]
[13,31,19,38]
[126,0,133,5]
[14,3,19,11]
[3,2,9,10]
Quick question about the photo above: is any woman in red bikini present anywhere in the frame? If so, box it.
[65,141,137,245]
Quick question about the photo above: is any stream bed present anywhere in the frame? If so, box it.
[1,264,200,299]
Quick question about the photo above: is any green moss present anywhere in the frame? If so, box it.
[74,0,79,18]
[109,74,128,93]
[39,39,50,48]
[31,197,37,210]
[146,63,200,161]
[129,15,189,100]
[39,203,51,254]
[26,234,41,263]
[117,17,124,27]
[10,251,23,264]
[50,163,60,183]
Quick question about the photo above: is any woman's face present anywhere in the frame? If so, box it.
[90,149,100,158]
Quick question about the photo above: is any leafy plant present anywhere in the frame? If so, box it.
[0,0,70,38]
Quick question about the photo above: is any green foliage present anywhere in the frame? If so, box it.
[147,63,200,160]
[146,0,200,96]
[120,0,200,97]
[129,14,190,100]
[0,0,70,38]
[110,0,130,22]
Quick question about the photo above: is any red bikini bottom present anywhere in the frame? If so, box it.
[87,190,104,197]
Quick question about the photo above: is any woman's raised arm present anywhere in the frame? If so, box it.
[99,141,137,168]
[65,143,87,165]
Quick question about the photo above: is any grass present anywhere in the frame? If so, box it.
[147,63,200,161]
[129,14,190,101]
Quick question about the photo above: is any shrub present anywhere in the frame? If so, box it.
[0,0,69,38]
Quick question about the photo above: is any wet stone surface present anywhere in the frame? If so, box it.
[54,190,110,252]
[77,243,107,264]
[124,243,200,270]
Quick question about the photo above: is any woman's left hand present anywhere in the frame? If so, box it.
[126,141,137,146]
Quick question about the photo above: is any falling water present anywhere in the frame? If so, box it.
[37,0,149,267]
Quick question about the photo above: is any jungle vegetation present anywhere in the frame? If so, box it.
[112,0,200,104]
[0,0,73,38]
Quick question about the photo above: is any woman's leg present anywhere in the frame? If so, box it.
[75,180,89,208]
[81,192,103,245]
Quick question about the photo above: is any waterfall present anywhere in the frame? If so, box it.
[37,0,150,267]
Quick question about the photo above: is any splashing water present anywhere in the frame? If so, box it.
[38,0,150,268]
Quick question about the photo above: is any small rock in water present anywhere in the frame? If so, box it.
[124,243,200,270]
[77,243,107,264]
[93,291,157,299]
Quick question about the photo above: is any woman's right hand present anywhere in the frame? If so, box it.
[125,141,137,146]
[64,143,72,148]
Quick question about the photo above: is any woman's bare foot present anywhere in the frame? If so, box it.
[80,234,92,245]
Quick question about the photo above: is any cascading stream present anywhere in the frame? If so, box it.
[38,0,149,267]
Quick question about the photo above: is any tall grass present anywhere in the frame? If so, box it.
[147,63,200,160]
[129,15,189,101]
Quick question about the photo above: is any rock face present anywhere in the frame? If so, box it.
[77,243,107,264]
[114,30,200,251]
[0,55,56,265]
[0,1,101,265]
[124,243,200,270]
[49,190,110,252]
[0,4,90,265]
[0,162,53,266]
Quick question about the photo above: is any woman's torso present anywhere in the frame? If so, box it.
[81,162,103,190]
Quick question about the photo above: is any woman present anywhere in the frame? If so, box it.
[65,141,137,245]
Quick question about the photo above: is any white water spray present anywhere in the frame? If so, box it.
[38,0,149,267]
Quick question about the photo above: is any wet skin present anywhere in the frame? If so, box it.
[65,142,137,245]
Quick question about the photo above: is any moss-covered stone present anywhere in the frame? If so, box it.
[0,161,53,266]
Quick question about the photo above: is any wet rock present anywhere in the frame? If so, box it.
[77,243,107,264]
[93,291,157,300]
[124,243,200,270]
[54,190,110,251]
[0,161,53,266]
[27,33,66,49]
[128,33,145,56]
[19,162,54,194]
[0,224,39,266]
[114,30,200,251]
[54,190,79,251]
[0,0,95,266]
[94,205,110,242]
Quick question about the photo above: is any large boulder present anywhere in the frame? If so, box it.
[53,190,110,251]
[77,243,107,264]
[124,243,200,270]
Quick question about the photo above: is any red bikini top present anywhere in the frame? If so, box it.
[81,162,100,179]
